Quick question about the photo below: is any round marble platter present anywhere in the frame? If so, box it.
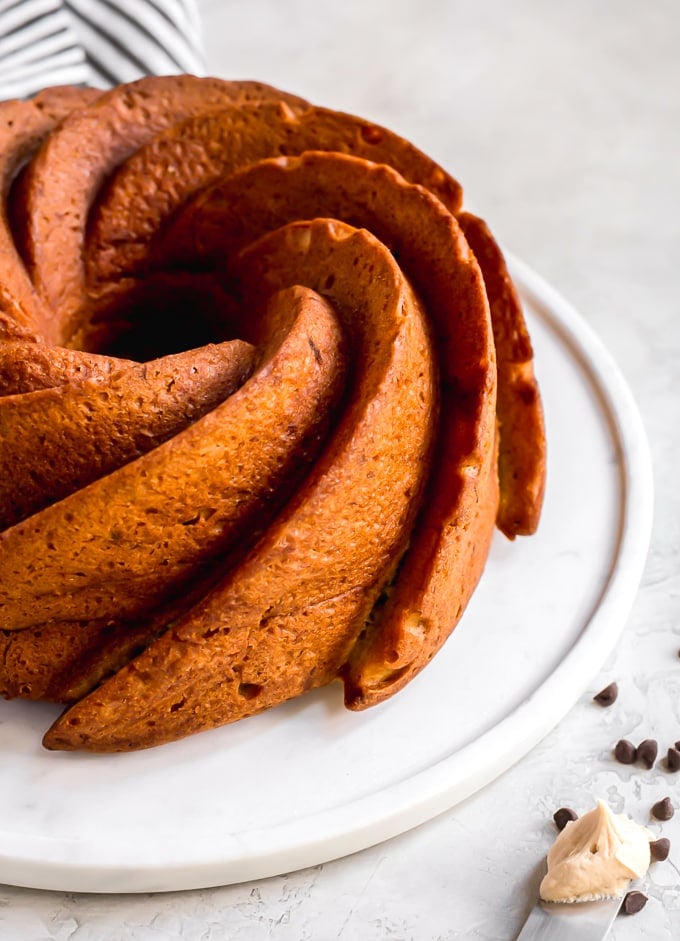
[0,255,653,893]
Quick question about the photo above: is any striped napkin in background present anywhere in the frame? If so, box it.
[0,0,205,100]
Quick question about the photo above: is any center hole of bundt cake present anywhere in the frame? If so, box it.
[89,273,234,361]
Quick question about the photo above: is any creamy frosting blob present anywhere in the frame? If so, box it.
[539,799,652,903]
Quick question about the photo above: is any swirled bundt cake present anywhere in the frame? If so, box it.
[0,76,546,751]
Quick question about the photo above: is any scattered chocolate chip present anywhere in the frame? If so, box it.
[650,837,671,862]
[666,747,680,772]
[614,739,637,764]
[622,890,648,915]
[652,797,674,821]
[674,740,680,752]
[637,739,658,769]
[593,682,618,706]
[553,807,578,831]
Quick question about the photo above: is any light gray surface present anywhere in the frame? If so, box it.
[1,1,679,938]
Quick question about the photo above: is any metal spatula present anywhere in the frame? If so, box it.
[516,896,624,940]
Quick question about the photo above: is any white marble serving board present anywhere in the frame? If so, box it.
[0,256,652,894]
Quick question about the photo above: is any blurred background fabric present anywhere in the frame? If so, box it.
[0,0,205,99]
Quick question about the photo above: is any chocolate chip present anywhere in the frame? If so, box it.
[622,890,648,915]
[666,747,680,772]
[674,740,680,752]
[614,739,637,764]
[637,739,658,769]
[593,682,618,706]
[553,807,578,831]
[650,837,671,862]
[652,797,674,821]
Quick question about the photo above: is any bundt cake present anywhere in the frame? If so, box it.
[0,75,546,751]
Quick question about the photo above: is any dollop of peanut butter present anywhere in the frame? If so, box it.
[540,799,652,903]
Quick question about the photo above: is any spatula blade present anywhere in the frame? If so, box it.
[516,897,623,941]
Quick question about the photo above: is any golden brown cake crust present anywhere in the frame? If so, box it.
[0,75,546,751]
[0,284,347,629]
[0,86,100,341]
[20,76,310,346]
[0,339,256,530]
[457,212,546,537]
[156,151,499,709]
[84,102,462,304]
[44,219,438,751]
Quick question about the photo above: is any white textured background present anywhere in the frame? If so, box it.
[1,1,679,938]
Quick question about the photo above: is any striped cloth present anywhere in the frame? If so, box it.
[0,0,205,99]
